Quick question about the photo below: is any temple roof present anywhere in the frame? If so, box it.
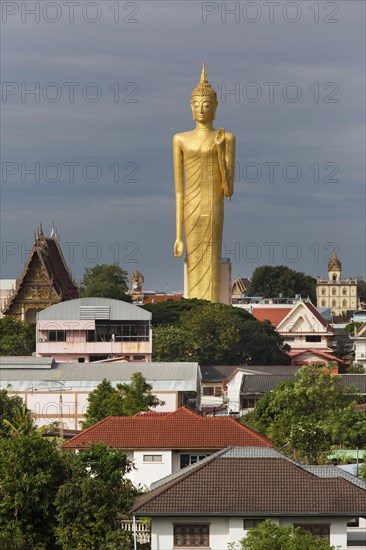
[2,225,78,314]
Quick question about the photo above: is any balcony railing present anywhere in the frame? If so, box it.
[120,520,150,544]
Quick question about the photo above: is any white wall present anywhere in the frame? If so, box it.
[149,516,349,550]
[226,371,244,413]
[128,450,173,489]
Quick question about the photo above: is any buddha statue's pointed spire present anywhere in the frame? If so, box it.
[191,63,217,100]
[200,62,208,83]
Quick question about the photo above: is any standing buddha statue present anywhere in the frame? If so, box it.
[173,64,236,302]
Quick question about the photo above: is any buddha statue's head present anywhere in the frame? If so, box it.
[191,63,218,122]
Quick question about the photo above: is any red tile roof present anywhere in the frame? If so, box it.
[251,308,292,326]
[63,407,272,450]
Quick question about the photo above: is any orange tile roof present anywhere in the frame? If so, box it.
[63,407,272,450]
[251,308,292,326]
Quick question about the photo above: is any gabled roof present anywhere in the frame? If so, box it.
[62,406,272,450]
[354,322,366,338]
[2,228,78,314]
[131,446,366,516]
[276,300,333,334]
[251,308,291,326]
[288,349,345,363]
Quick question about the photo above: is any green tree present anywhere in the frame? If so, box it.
[240,366,366,463]
[55,444,140,550]
[0,434,68,549]
[357,279,366,302]
[82,373,165,428]
[152,302,289,365]
[79,264,131,302]
[229,520,335,550]
[247,266,316,303]
[0,390,35,438]
[142,298,208,326]
[0,316,35,355]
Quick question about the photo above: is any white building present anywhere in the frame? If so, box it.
[131,446,366,550]
[0,357,200,429]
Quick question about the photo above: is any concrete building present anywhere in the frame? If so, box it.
[36,297,152,362]
[316,251,358,316]
[0,357,200,429]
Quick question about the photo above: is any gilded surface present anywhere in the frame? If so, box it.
[173,65,235,302]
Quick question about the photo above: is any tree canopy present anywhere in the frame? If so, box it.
[240,365,366,463]
[82,373,164,429]
[150,301,289,365]
[247,265,317,303]
[79,263,131,302]
[0,390,35,438]
[229,520,336,550]
[0,316,35,356]
[0,434,68,549]
[55,444,139,549]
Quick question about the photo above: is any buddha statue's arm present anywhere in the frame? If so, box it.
[173,134,184,257]
[215,129,236,199]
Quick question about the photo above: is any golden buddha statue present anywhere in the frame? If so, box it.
[173,64,236,302]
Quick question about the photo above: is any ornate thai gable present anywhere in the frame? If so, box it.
[2,226,78,322]
[277,301,332,335]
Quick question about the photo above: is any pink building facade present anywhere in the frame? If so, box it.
[36,297,152,362]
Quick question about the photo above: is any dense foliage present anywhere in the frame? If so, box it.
[0,316,35,355]
[150,301,289,365]
[0,416,141,550]
[357,279,366,302]
[79,263,131,302]
[240,366,366,463]
[247,265,317,303]
[55,444,139,549]
[228,520,336,550]
[82,373,164,428]
[0,390,35,438]
[0,434,68,549]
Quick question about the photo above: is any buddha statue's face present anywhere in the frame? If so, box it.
[191,95,217,122]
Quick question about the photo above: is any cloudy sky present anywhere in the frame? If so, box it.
[1,0,365,291]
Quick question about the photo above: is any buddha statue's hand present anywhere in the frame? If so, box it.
[174,239,184,257]
[215,128,225,148]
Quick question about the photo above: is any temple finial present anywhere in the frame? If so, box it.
[200,62,208,83]
[39,222,43,236]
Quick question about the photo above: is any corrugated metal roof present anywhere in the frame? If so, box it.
[0,356,54,369]
[37,298,151,321]
[0,361,199,388]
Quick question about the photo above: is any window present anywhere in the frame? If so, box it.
[48,330,66,342]
[89,355,108,362]
[78,357,85,363]
[342,288,347,295]
[203,386,222,397]
[332,287,337,295]
[305,335,321,342]
[294,524,330,542]
[342,299,347,307]
[243,518,266,530]
[332,274,337,282]
[332,299,337,307]
[180,454,210,469]
[321,300,326,307]
[133,355,145,360]
[143,455,162,463]
[173,524,209,547]
[321,288,326,295]
[242,398,256,409]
